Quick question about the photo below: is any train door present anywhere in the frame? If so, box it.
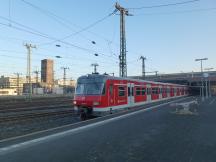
[159,85,162,99]
[108,83,114,107]
[174,87,177,96]
[146,84,151,102]
[127,83,134,106]
[167,86,170,98]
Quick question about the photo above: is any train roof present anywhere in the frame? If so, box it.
[78,74,187,87]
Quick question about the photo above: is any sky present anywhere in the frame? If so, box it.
[0,0,215,80]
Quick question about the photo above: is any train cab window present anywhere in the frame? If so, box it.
[102,84,106,95]
[118,86,126,97]
[136,87,141,95]
[141,88,146,95]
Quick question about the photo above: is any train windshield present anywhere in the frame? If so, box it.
[76,78,105,95]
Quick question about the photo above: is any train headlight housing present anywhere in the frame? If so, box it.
[93,101,100,106]
[73,101,77,105]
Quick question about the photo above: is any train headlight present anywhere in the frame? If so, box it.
[93,102,100,106]
[73,101,77,105]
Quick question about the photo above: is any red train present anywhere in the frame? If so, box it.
[73,74,188,119]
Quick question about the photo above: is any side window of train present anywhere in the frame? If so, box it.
[152,88,157,94]
[118,86,126,97]
[142,88,146,95]
[109,84,113,95]
[136,87,141,95]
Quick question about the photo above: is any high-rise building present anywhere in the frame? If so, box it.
[41,59,54,86]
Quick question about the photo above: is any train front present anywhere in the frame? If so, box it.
[73,74,106,119]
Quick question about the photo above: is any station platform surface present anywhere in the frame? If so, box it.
[0,96,216,162]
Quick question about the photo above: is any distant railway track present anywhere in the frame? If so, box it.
[0,104,73,113]
[0,109,77,123]
[0,98,73,109]
[0,96,76,123]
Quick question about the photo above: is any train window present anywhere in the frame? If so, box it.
[118,86,126,97]
[141,88,146,95]
[152,88,156,94]
[76,78,105,95]
[136,87,141,95]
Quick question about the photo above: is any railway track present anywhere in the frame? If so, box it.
[0,98,72,110]
[0,96,77,124]
[0,109,77,123]
[0,104,73,113]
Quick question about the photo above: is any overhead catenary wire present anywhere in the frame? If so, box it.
[127,0,200,10]
[20,0,119,59]
[2,1,118,61]
[20,0,115,41]
[8,0,11,26]
[0,16,118,60]
[133,7,216,16]
[21,0,116,45]
[0,49,118,66]
[38,11,117,46]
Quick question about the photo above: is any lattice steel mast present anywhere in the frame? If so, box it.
[115,3,131,77]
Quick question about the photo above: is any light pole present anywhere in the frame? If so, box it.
[61,67,69,94]
[24,43,36,100]
[14,73,22,95]
[140,56,146,79]
[195,58,208,101]
[204,67,214,97]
